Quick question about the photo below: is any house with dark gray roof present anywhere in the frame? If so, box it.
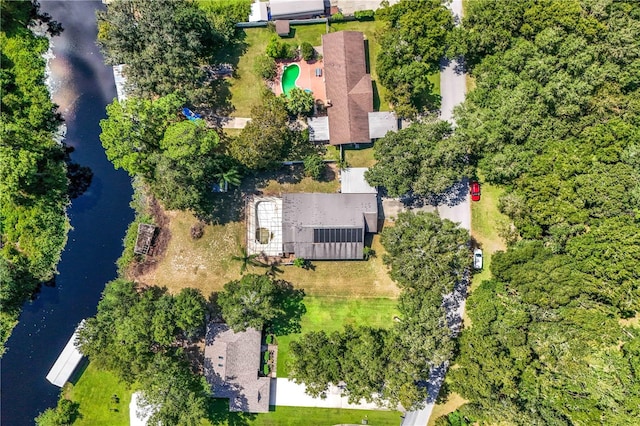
[204,324,270,413]
[282,193,378,260]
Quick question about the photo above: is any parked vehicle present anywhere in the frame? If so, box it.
[473,248,483,270]
[470,181,481,201]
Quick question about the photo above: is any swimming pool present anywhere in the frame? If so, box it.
[281,63,300,97]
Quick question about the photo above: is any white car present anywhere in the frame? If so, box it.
[473,249,483,270]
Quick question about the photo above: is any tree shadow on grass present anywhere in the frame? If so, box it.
[268,280,306,336]
[206,398,256,426]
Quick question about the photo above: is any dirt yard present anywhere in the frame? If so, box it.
[132,166,398,299]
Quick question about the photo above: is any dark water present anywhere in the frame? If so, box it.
[1,2,133,424]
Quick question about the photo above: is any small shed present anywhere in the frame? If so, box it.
[134,223,156,255]
[307,116,330,142]
[275,20,290,37]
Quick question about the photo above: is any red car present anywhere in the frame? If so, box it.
[470,181,481,201]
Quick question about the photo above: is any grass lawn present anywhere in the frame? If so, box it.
[137,209,397,299]
[275,296,398,377]
[465,180,510,327]
[345,145,376,168]
[428,392,468,426]
[134,165,397,300]
[207,399,402,426]
[225,24,327,117]
[66,363,132,426]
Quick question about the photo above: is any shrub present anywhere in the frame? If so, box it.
[354,9,375,20]
[331,12,345,22]
[263,364,270,376]
[303,154,325,180]
[254,54,277,80]
[266,35,295,59]
[190,222,204,239]
[285,88,315,117]
[301,41,315,61]
[293,257,306,268]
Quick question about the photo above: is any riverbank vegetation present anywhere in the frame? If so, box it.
[0,0,70,355]
[77,279,209,425]
[445,0,640,423]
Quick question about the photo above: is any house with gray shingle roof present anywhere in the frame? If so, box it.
[204,324,270,413]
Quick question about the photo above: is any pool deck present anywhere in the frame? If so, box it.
[273,59,327,104]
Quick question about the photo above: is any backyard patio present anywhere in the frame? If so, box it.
[272,58,327,104]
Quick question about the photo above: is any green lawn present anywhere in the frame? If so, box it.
[225,24,327,117]
[207,399,402,425]
[66,363,132,426]
[470,180,509,292]
[345,145,377,167]
[276,297,398,377]
[224,19,439,117]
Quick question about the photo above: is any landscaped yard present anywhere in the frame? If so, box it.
[275,296,398,377]
[65,363,132,426]
[207,399,402,426]
[223,19,440,117]
[67,364,402,426]
[136,208,397,299]
[224,24,327,117]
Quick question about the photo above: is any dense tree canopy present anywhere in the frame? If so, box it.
[449,0,640,423]
[366,120,470,199]
[376,0,453,117]
[0,0,69,354]
[217,274,305,334]
[100,94,239,212]
[96,0,224,104]
[229,92,293,170]
[77,280,207,383]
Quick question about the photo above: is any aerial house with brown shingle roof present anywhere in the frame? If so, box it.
[322,31,374,146]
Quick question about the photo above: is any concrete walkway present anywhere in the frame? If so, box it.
[218,116,250,129]
[269,379,397,412]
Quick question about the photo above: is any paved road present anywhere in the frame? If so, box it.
[439,1,466,125]
[402,2,468,425]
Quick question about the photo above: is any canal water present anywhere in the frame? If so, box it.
[1,1,133,424]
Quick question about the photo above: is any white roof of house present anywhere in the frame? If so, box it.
[269,0,324,18]
[341,168,377,194]
[368,111,398,139]
[307,116,330,141]
[249,1,269,22]
[46,321,85,387]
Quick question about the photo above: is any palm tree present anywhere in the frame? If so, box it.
[231,247,267,274]
[214,167,242,192]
